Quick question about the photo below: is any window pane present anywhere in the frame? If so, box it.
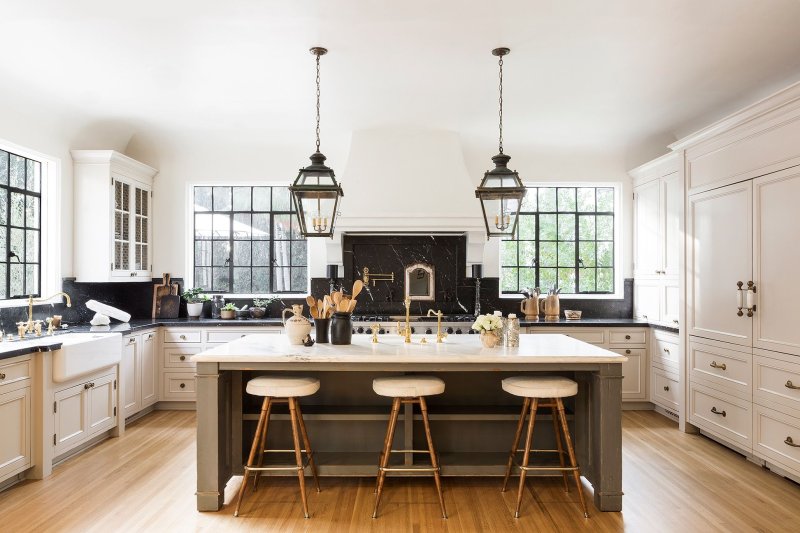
[233,268,251,294]
[500,241,517,266]
[232,187,251,211]
[252,241,269,266]
[539,214,557,240]
[577,188,595,212]
[597,268,613,292]
[519,241,536,267]
[557,188,576,211]
[233,241,251,266]
[10,192,24,227]
[579,241,596,267]
[518,214,536,240]
[195,267,212,290]
[253,187,270,211]
[579,215,595,240]
[501,268,518,292]
[597,188,614,212]
[195,241,211,266]
[27,161,40,193]
[233,213,251,239]
[291,240,307,266]
[194,214,213,240]
[558,241,575,267]
[25,230,38,262]
[212,241,230,266]
[213,186,232,211]
[10,263,23,297]
[597,242,614,267]
[520,189,536,211]
[274,267,291,292]
[539,241,557,267]
[213,213,230,239]
[0,150,7,185]
[0,229,5,259]
[10,228,24,264]
[252,214,270,240]
[519,267,535,291]
[274,214,293,240]
[557,214,575,240]
[539,268,557,292]
[538,188,556,211]
[558,268,575,293]
[212,267,230,292]
[194,186,212,211]
[0,264,6,298]
[25,264,38,295]
[272,187,291,211]
[579,268,596,292]
[273,240,291,267]
[0,189,6,224]
[597,215,614,240]
[9,155,25,189]
[291,267,308,292]
[252,267,270,292]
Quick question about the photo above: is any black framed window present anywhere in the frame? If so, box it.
[500,186,615,295]
[0,149,41,299]
[193,186,308,294]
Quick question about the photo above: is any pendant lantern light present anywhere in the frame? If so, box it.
[290,47,343,238]
[475,47,526,238]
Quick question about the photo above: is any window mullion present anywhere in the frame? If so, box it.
[228,212,234,294]
[574,210,580,294]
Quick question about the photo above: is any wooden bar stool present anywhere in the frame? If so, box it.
[372,375,447,519]
[234,376,321,518]
[500,376,589,519]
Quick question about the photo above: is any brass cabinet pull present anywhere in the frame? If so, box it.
[663,385,670,391]
[785,437,800,448]
[179,335,187,340]
[642,314,648,319]
[663,348,671,354]
[84,383,91,389]
[625,335,631,340]
[736,281,744,316]
[785,380,800,390]
[710,361,727,371]
[625,349,631,354]
[710,407,726,417]
[0,373,5,380]
[179,355,186,361]
[672,319,679,324]
[179,383,186,389]
[128,337,136,344]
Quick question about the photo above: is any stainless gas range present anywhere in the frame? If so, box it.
[350,315,478,336]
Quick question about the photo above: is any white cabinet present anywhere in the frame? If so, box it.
[54,371,117,457]
[71,150,157,282]
[0,355,32,482]
[120,329,159,419]
[630,153,683,328]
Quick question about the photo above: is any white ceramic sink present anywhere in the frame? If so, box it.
[51,332,122,383]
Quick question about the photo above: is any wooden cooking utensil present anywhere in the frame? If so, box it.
[347,299,357,313]
[306,295,316,309]
[352,279,364,299]
[309,305,318,319]
[332,292,342,305]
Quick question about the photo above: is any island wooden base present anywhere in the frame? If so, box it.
[196,361,623,513]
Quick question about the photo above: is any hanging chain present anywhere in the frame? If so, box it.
[498,53,504,155]
[315,51,322,152]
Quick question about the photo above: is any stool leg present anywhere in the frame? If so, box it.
[294,400,321,493]
[289,397,310,519]
[373,397,401,519]
[419,396,447,519]
[252,397,273,492]
[515,397,538,519]
[550,403,570,493]
[502,397,531,492]
[234,396,269,517]
[556,398,589,518]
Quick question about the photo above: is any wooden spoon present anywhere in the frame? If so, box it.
[352,279,364,299]
[317,300,324,319]
[347,299,357,313]
[309,305,318,319]
[337,300,349,313]
[306,295,316,309]
[332,292,342,305]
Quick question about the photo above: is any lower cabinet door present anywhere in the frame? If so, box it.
[162,372,197,401]
[87,373,117,437]
[140,331,158,408]
[611,348,647,401]
[121,337,139,418]
[651,368,679,412]
[0,387,31,480]
[54,383,88,456]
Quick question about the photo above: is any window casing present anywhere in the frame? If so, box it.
[192,186,308,294]
[0,149,42,299]
[500,186,616,296]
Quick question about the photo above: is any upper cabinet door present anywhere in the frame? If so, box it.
[662,172,682,278]
[753,167,800,356]
[687,181,752,346]
[633,180,661,278]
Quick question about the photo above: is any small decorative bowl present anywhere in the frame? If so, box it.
[564,310,582,320]
[235,309,250,319]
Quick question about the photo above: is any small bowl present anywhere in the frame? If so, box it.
[564,310,582,320]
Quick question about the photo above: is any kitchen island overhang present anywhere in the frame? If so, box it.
[193,334,626,513]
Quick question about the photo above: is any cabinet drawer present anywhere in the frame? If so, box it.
[0,357,32,389]
[561,330,606,345]
[652,335,680,370]
[689,382,752,450]
[163,347,202,369]
[163,330,202,343]
[205,329,278,343]
[609,329,647,345]
[161,372,196,401]
[652,368,679,411]
[754,353,800,412]
[689,340,751,398]
[754,405,800,477]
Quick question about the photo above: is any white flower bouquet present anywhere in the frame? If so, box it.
[471,313,503,333]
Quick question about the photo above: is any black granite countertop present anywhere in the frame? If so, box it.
[64,317,285,335]
[520,318,652,328]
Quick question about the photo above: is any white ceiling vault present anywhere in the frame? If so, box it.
[3,0,800,166]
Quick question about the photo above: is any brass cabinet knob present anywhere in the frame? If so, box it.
[128,337,136,344]
[0,373,5,380]
[179,335,187,340]
[664,385,670,391]
[785,437,800,448]
[180,383,186,389]
[180,355,186,361]
[625,335,631,340]
[625,349,631,354]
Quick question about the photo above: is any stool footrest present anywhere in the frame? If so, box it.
[515,464,581,473]
[389,449,438,454]
[245,465,305,472]
[379,466,440,473]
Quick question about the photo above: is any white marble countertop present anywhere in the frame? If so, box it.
[192,333,626,364]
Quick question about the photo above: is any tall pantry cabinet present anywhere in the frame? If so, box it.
[678,82,800,482]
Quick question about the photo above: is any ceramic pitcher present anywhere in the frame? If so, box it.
[282,304,312,345]
[520,289,541,320]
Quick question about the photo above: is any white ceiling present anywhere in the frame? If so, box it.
[4,0,800,162]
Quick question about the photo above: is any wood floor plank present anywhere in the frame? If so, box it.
[1,410,799,532]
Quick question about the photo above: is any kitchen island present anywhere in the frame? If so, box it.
[192,334,626,512]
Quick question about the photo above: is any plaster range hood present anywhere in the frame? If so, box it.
[327,129,486,267]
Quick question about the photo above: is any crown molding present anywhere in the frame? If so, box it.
[70,149,158,180]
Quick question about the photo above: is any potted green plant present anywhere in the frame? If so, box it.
[220,303,237,320]
[250,297,275,319]
[182,288,208,319]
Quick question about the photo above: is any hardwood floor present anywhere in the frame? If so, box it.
[1,410,799,532]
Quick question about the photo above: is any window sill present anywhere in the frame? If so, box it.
[498,292,624,301]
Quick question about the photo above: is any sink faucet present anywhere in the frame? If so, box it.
[396,296,412,343]
[25,292,71,334]
[426,309,447,343]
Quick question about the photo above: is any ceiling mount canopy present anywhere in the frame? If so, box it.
[475,47,526,239]
[290,46,344,238]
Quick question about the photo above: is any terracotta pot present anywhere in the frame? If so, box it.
[480,330,501,348]
[220,309,236,320]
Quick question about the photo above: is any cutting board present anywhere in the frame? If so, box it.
[152,273,180,318]
[158,294,180,319]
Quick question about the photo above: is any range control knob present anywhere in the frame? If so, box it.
[351,328,356,334]
[357,327,364,334]
[426,328,433,335]
[447,327,454,334]
[379,328,385,334]
[366,328,373,335]
[410,327,416,334]
[455,328,463,334]
[468,329,476,334]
